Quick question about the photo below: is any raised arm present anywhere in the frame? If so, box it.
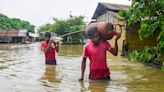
[54,42,59,52]
[43,40,53,54]
[109,32,121,56]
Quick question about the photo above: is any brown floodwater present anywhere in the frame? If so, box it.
[0,43,164,92]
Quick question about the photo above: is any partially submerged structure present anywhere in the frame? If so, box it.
[0,29,38,43]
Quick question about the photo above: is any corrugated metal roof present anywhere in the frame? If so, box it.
[0,30,18,37]
[18,29,28,37]
[92,2,130,19]
[0,30,7,36]
[29,32,39,38]
[100,2,130,11]
[0,29,28,37]
[6,30,19,37]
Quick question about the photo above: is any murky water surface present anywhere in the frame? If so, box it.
[0,43,164,92]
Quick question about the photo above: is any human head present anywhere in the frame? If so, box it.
[87,27,100,46]
[44,32,51,42]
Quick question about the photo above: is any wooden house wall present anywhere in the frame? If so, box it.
[125,29,158,51]
[97,12,119,23]
[0,37,12,43]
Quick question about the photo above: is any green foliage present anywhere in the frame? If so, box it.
[50,20,69,35]
[38,23,51,37]
[119,0,164,64]
[162,66,164,72]
[38,16,85,43]
[0,13,35,33]
[119,0,164,41]
[130,46,163,64]
[139,20,159,40]
[162,62,164,71]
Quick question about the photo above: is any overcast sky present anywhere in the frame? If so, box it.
[0,0,131,28]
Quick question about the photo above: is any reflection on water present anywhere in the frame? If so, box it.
[89,80,110,92]
[0,43,164,92]
[79,80,110,92]
[41,65,61,83]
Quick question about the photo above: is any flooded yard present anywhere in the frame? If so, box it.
[0,43,164,92]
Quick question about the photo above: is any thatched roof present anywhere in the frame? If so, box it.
[92,2,130,19]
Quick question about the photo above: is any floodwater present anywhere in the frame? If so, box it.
[0,43,164,92]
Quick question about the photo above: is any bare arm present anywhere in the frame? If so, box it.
[110,39,118,56]
[43,40,53,54]
[54,42,59,52]
[109,32,121,56]
[79,57,87,81]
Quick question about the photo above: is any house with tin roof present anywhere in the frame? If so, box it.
[0,29,29,43]
[91,2,158,56]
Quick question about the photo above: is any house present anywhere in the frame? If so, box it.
[28,32,39,43]
[0,29,29,43]
[91,2,157,56]
[91,2,129,24]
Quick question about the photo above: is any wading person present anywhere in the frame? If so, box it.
[40,32,59,65]
[79,26,121,81]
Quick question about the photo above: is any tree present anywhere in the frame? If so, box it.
[38,16,85,43]
[119,0,164,64]
[0,13,35,33]
[38,23,51,37]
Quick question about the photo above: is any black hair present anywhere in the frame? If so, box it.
[87,27,98,37]
[44,32,51,38]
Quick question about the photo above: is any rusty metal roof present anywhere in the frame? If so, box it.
[0,30,7,36]
[0,29,28,37]
[0,30,18,37]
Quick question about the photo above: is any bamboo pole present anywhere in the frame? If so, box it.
[59,30,83,37]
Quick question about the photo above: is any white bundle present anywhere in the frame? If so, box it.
[51,37,63,43]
